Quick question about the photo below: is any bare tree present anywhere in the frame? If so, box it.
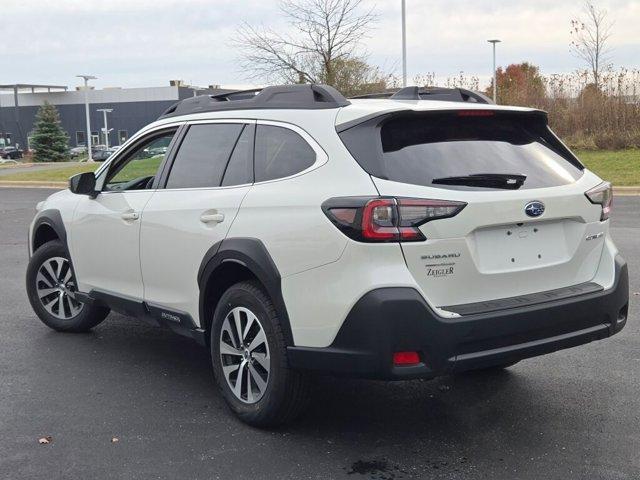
[570,1,614,89]
[233,0,377,86]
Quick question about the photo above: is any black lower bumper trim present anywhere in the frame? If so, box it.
[288,256,629,380]
[441,281,603,316]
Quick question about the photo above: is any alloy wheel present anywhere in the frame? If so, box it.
[219,306,271,404]
[36,257,83,320]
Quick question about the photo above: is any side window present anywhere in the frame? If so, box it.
[105,130,177,191]
[221,124,254,187]
[254,125,316,182]
[165,123,244,189]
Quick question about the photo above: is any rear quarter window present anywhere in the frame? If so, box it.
[254,125,316,182]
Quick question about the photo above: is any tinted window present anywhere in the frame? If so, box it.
[254,125,315,182]
[166,123,243,189]
[221,124,254,187]
[340,112,583,190]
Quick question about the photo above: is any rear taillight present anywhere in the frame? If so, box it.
[322,196,466,242]
[585,182,613,221]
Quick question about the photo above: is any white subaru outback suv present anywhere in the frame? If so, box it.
[27,84,629,427]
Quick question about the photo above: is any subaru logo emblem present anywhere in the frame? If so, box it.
[524,201,545,217]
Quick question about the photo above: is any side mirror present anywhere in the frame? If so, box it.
[69,172,98,197]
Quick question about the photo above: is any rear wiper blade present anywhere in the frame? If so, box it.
[432,173,526,190]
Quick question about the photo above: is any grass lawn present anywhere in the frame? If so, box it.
[2,163,99,182]
[574,149,640,186]
[1,156,162,183]
[3,150,639,186]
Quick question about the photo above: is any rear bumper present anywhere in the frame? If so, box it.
[287,255,629,380]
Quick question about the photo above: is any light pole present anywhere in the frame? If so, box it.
[76,75,97,161]
[487,40,501,103]
[97,108,113,149]
[401,0,407,87]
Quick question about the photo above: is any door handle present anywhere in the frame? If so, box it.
[200,213,225,224]
[121,211,140,221]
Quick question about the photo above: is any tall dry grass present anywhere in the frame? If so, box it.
[413,68,640,150]
[537,69,640,150]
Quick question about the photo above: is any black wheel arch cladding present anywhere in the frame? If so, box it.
[31,209,68,254]
[198,237,294,346]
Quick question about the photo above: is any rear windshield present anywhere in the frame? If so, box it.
[339,111,583,190]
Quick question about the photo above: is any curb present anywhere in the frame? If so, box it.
[614,186,640,196]
[0,181,67,189]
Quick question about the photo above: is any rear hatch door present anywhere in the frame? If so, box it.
[339,108,608,310]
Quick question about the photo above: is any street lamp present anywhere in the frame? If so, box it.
[97,108,113,149]
[487,40,501,103]
[401,0,407,87]
[76,75,97,161]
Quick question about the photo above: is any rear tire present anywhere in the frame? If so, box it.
[26,240,110,332]
[210,280,309,428]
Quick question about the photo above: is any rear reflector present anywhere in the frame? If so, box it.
[322,196,466,243]
[393,351,421,366]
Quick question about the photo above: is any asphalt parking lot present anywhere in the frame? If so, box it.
[0,187,638,480]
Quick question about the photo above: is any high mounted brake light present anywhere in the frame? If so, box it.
[456,110,495,117]
[585,181,613,221]
[322,197,467,243]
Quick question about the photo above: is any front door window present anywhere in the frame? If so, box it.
[104,131,176,191]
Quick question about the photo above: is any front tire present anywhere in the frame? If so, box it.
[210,281,309,428]
[26,240,110,332]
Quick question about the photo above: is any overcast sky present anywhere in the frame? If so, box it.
[1,0,638,90]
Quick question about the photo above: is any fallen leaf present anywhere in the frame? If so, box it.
[111,437,119,443]
[38,436,52,445]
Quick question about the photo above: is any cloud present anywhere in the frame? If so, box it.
[1,0,638,89]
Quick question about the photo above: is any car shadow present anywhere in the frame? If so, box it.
[27,312,606,478]
[34,312,574,436]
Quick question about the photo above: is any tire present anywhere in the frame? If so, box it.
[26,240,110,332]
[210,280,309,428]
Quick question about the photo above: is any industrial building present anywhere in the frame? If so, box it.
[0,82,230,150]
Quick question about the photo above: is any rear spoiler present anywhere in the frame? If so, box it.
[351,86,494,105]
[335,106,548,133]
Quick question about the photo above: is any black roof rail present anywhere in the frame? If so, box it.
[158,84,350,119]
[211,88,264,101]
[350,86,494,104]
[349,91,397,99]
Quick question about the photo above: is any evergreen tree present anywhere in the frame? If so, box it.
[30,102,69,162]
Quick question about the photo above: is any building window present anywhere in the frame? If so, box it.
[91,131,100,145]
[0,133,12,147]
[76,131,86,146]
[118,130,128,145]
